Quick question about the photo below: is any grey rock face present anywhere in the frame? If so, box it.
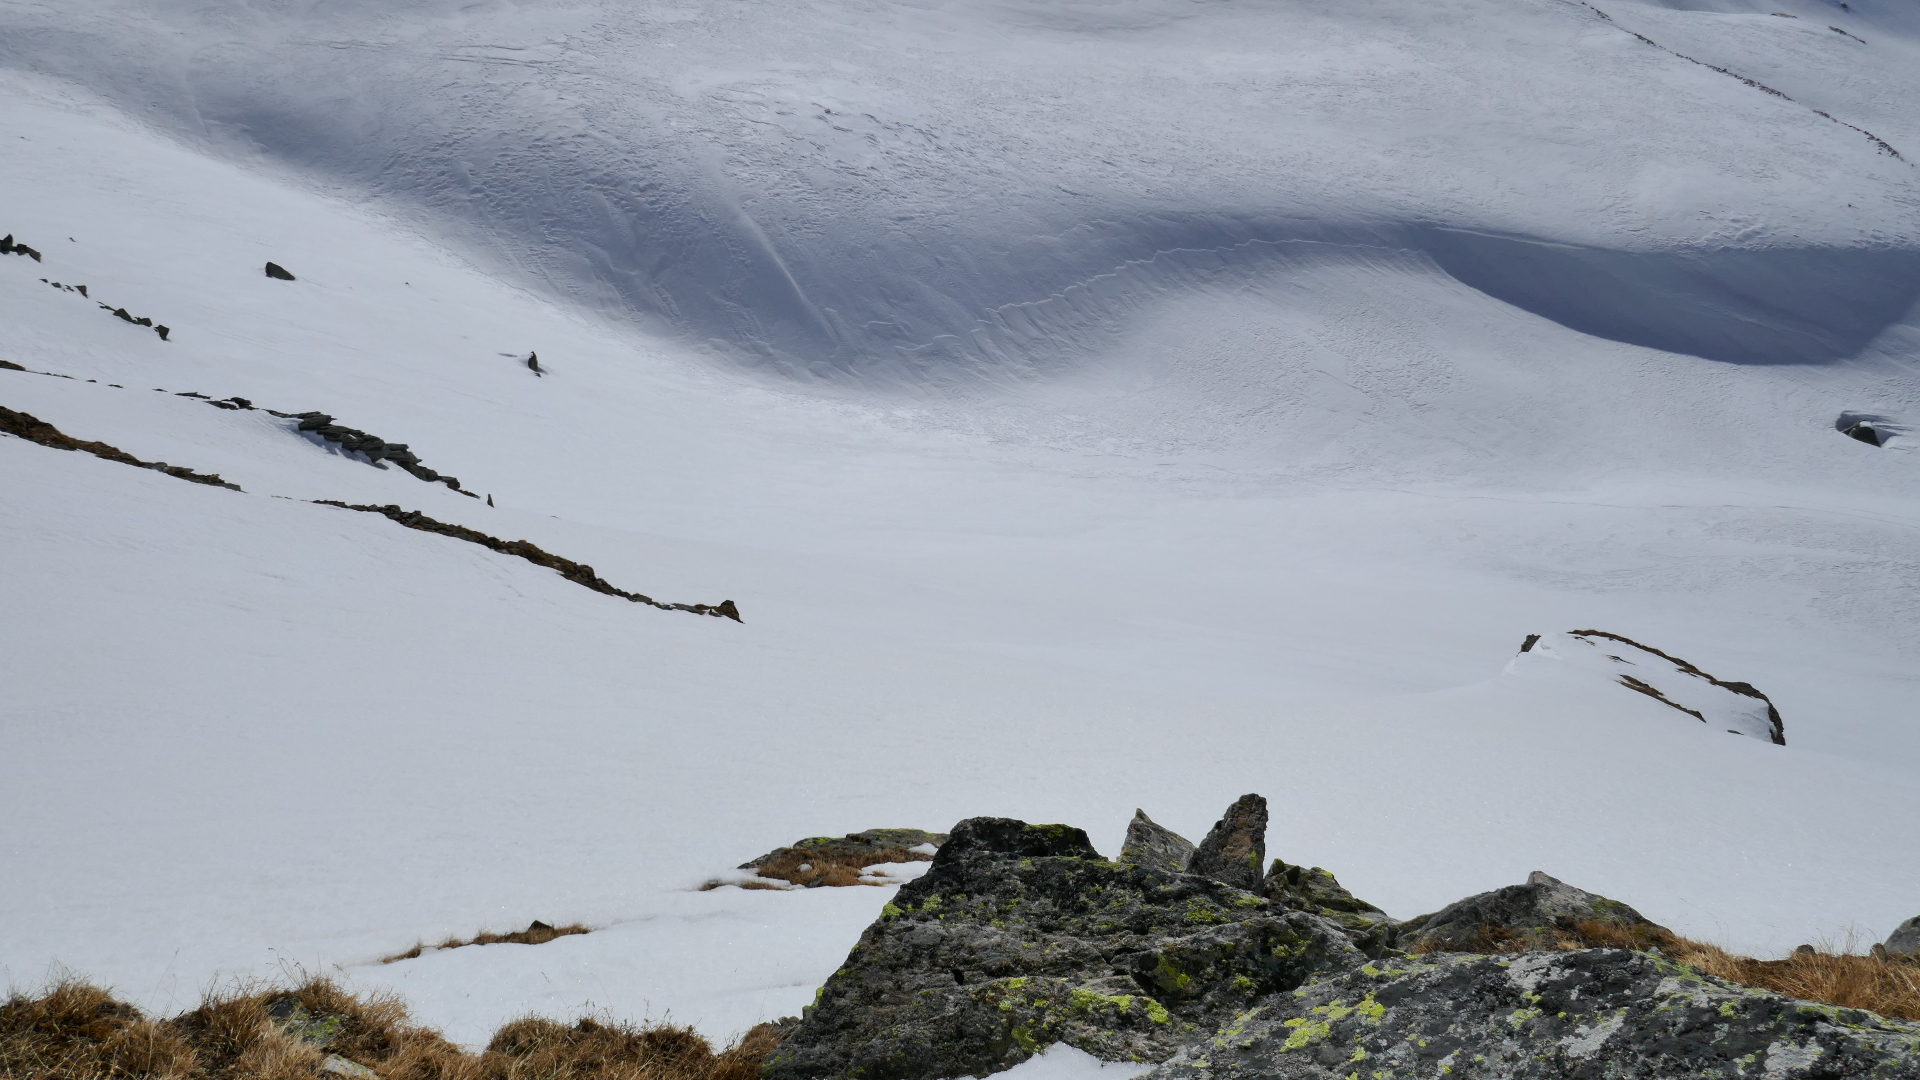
[762,815,1362,1080]
[1119,810,1196,875]
[1392,871,1661,953]
[1145,950,1920,1080]
[1886,916,1920,957]
[1185,795,1268,892]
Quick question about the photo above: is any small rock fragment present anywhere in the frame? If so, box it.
[265,261,297,281]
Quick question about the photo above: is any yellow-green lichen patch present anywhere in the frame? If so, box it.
[1355,995,1385,1022]
[882,903,905,917]
[1145,999,1172,1025]
[1280,1018,1333,1052]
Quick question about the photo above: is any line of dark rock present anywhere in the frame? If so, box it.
[1580,2,1906,161]
[0,402,241,489]
[1570,628,1786,744]
[311,501,742,622]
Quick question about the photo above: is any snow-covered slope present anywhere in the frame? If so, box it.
[2,0,1919,1053]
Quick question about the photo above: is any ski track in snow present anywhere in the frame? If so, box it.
[0,0,1918,1054]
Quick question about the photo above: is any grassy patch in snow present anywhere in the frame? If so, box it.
[380,920,593,964]
[0,975,783,1080]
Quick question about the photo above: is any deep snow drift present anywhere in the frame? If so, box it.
[2,0,1919,1056]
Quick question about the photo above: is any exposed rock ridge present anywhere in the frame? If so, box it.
[1568,629,1786,745]
[313,501,742,621]
[0,403,240,489]
[1185,795,1267,892]
[280,411,476,495]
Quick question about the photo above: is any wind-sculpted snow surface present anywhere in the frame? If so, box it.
[4,0,1920,377]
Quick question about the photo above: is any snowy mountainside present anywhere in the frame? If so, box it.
[4,0,1919,376]
[1,0,1919,1056]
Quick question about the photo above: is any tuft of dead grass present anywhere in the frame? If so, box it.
[0,976,783,1080]
[1423,919,1920,1022]
[382,922,592,965]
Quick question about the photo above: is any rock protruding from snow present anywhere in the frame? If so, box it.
[1261,859,1395,940]
[264,261,296,280]
[737,828,949,888]
[1145,949,1920,1080]
[1392,870,1663,954]
[764,813,1362,1080]
[1118,809,1195,875]
[1518,630,1786,744]
[1886,916,1920,958]
[1185,794,1267,891]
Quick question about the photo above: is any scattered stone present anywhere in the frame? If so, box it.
[321,1054,377,1078]
[265,261,297,281]
[1118,809,1196,875]
[527,351,543,376]
[739,828,949,888]
[1795,944,1818,957]
[266,998,345,1047]
[1392,870,1662,954]
[1185,794,1267,891]
[764,814,1363,1080]
[288,411,471,492]
[1886,916,1920,958]
[1519,633,1540,652]
[1146,949,1920,1080]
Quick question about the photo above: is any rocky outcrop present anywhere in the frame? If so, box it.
[1119,810,1196,875]
[313,501,742,621]
[265,261,297,281]
[1261,861,1394,941]
[2,233,43,261]
[285,412,474,495]
[1185,795,1267,892]
[763,815,1363,1080]
[740,829,949,888]
[1886,917,1920,958]
[1391,871,1660,954]
[1145,949,1920,1080]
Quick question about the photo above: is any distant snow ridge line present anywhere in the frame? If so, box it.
[1519,630,1785,744]
[311,502,742,622]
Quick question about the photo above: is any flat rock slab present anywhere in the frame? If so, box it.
[764,817,1362,1080]
[1146,949,1920,1080]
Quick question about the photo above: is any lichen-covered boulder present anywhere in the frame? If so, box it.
[1261,860,1395,941]
[1186,795,1268,892]
[762,816,1364,1080]
[1391,871,1660,953]
[1144,949,1920,1079]
[1119,810,1197,875]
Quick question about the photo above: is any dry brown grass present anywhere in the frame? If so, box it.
[382,922,592,964]
[1424,919,1920,1022]
[0,977,783,1080]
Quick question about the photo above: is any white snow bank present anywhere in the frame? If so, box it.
[977,1044,1153,1080]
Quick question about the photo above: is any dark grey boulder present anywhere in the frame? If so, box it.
[265,261,296,281]
[762,815,1363,1080]
[1119,810,1196,875]
[1886,916,1920,957]
[1185,795,1267,892]
[1144,949,1920,1080]
[1261,860,1395,940]
[1392,871,1661,953]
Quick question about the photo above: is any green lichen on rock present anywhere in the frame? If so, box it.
[763,815,1363,1080]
